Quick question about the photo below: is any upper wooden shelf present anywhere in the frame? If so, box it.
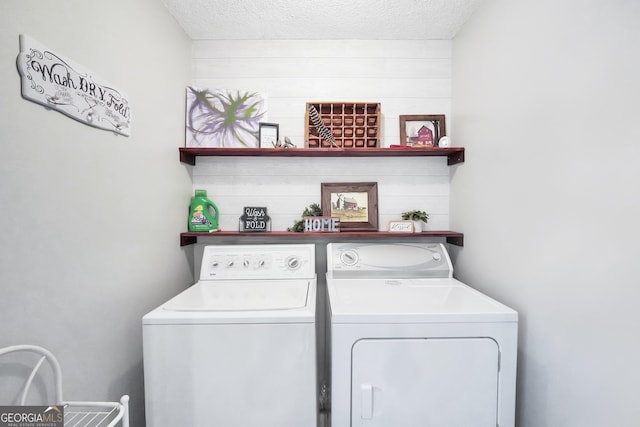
[179,147,465,166]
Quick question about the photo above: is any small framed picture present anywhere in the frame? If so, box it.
[259,122,279,148]
[399,115,446,147]
[321,182,378,231]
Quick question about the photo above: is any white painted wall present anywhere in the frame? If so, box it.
[451,1,640,426]
[193,156,451,232]
[191,39,454,232]
[0,1,192,425]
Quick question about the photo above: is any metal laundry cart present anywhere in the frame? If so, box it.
[0,345,129,427]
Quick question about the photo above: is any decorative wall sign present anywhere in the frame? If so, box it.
[303,216,340,233]
[239,207,271,232]
[186,87,266,148]
[388,220,414,233]
[16,34,131,136]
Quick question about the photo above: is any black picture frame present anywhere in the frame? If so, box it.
[259,122,279,148]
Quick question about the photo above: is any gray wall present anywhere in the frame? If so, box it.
[451,1,640,426]
[0,1,193,425]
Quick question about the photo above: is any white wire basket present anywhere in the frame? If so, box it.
[0,345,129,427]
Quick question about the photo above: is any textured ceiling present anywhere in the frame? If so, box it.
[161,0,483,40]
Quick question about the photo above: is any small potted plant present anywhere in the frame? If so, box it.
[287,203,322,232]
[401,210,429,232]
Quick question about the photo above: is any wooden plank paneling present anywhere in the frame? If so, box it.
[190,39,453,232]
[191,77,451,99]
[194,58,451,79]
[192,40,452,59]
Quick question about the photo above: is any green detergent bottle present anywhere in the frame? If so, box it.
[188,189,219,232]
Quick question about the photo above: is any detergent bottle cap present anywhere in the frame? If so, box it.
[194,189,207,197]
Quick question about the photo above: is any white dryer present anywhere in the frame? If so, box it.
[143,244,317,427]
[326,242,518,427]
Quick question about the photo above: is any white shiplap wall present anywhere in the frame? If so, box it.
[191,40,452,231]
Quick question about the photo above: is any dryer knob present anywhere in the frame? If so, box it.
[243,259,250,267]
[340,250,358,266]
[287,256,300,270]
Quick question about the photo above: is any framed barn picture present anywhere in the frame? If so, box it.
[399,115,446,147]
[321,182,378,231]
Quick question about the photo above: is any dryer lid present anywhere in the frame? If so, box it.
[162,280,311,312]
[327,277,517,323]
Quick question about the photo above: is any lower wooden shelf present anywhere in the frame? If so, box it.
[180,231,464,247]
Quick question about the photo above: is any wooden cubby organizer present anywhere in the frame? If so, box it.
[178,147,465,247]
[305,102,380,148]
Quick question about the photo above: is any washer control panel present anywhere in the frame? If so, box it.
[199,244,316,280]
[327,243,453,278]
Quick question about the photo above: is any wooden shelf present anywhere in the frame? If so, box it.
[180,231,464,247]
[179,147,465,166]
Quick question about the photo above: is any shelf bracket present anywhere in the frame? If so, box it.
[179,150,196,165]
[447,149,465,165]
[180,235,197,246]
[446,235,464,246]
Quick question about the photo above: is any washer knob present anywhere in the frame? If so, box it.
[432,253,442,261]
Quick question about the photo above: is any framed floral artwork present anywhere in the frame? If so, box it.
[186,87,266,148]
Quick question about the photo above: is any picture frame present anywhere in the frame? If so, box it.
[321,182,378,231]
[259,122,279,148]
[399,115,446,147]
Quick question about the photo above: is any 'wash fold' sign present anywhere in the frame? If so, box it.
[16,34,131,136]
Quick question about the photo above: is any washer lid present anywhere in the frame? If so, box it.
[162,280,311,312]
[327,277,517,323]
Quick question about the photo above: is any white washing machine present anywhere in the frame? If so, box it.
[326,242,518,427]
[143,244,317,427]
